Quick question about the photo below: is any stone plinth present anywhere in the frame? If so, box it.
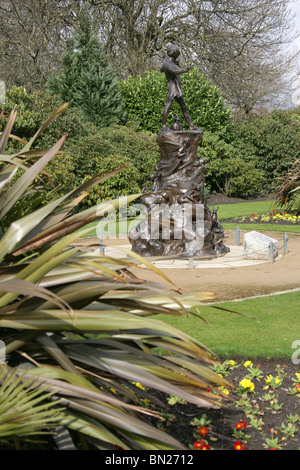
[244,231,279,260]
[129,127,229,257]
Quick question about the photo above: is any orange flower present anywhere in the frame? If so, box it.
[197,426,209,437]
[296,383,300,392]
[234,440,247,450]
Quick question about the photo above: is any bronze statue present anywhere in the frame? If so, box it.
[129,43,229,258]
[160,43,197,130]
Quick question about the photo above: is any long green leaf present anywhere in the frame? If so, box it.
[0,196,70,261]
[13,193,140,256]
[0,135,67,219]
[63,344,218,408]
[0,109,17,153]
[57,411,131,449]
[0,279,72,313]
[17,169,129,247]
[0,365,63,438]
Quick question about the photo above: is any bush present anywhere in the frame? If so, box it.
[198,131,263,198]
[0,86,87,146]
[44,122,159,209]
[233,109,300,187]
[67,133,141,208]
[81,122,158,188]
[120,69,232,136]
[1,88,158,206]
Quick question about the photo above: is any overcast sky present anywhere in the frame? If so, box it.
[290,0,300,50]
[288,0,300,105]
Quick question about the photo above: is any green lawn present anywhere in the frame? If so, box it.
[213,199,300,234]
[222,223,300,234]
[155,291,300,359]
[77,217,142,238]
[213,200,275,220]
[77,201,300,359]
[78,198,299,237]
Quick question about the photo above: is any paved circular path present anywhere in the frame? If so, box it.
[100,229,300,302]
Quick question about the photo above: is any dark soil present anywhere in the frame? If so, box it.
[150,358,300,451]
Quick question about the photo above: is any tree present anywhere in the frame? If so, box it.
[90,0,298,112]
[202,2,299,114]
[47,14,127,128]
[0,0,297,112]
[0,0,79,89]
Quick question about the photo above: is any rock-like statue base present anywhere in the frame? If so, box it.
[129,127,229,257]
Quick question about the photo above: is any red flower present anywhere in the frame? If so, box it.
[296,383,300,392]
[202,444,210,450]
[235,420,247,430]
[197,426,209,437]
[234,440,247,450]
[194,439,207,450]
[269,428,278,435]
[253,402,261,411]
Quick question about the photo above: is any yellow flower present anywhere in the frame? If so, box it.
[244,360,253,368]
[239,378,255,391]
[135,382,145,390]
[275,376,281,385]
[218,385,230,395]
[266,375,273,384]
[295,373,300,381]
[228,360,236,367]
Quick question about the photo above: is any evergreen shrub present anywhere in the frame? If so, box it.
[120,69,232,136]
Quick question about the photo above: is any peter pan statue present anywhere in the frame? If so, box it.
[160,43,197,130]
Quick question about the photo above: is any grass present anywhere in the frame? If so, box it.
[214,199,300,234]
[155,291,300,359]
[214,200,275,220]
[76,218,139,238]
[78,198,300,238]
[222,223,300,234]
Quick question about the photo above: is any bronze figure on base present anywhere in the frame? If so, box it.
[160,43,197,130]
[129,44,229,258]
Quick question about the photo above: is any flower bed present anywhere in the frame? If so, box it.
[149,358,300,450]
[225,210,300,225]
